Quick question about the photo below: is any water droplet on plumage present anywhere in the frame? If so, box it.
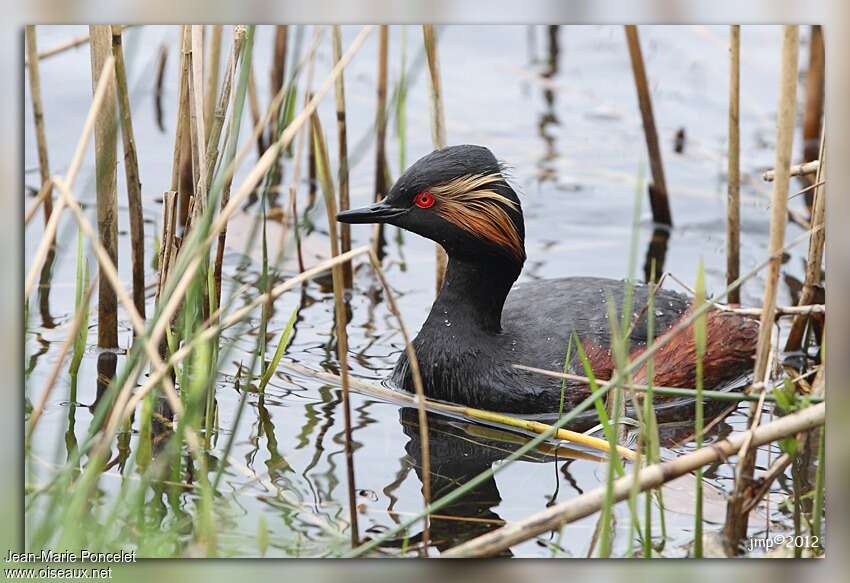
[655,310,663,317]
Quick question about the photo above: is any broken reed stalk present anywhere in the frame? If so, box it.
[310,111,359,547]
[624,25,672,228]
[332,26,353,288]
[444,402,824,558]
[111,25,146,321]
[367,251,433,555]
[204,25,223,136]
[727,25,741,305]
[25,25,53,225]
[89,25,119,349]
[28,27,130,64]
[724,25,799,554]
[24,56,115,300]
[762,160,820,182]
[422,25,449,290]
[802,25,825,167]
[785,136,826,352]
[372,26,390,260]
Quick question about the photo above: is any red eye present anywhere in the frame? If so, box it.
[414,191,435,209]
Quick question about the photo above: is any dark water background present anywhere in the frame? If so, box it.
[24,25,815,557]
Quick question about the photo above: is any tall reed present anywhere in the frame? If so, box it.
[372,26,390,259]
[724,24,799,554]
[422,25,448,289]
[802,26,824,167]
[111,25,145,320]
[726,25,741,304]
[332,26,353,287]
[89,26,119,349]
[25,26,53,225]
[785,134,826,352]
[311,110,360,546]
[624,25,672,227]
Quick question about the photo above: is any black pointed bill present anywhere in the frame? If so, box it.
[336,201,407,224]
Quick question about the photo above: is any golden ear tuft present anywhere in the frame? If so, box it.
[430,173,525,261]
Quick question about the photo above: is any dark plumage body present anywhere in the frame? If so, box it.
[392,275,689,413]
[339,145,759,417]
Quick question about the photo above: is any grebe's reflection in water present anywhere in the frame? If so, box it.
[376,408,604,556]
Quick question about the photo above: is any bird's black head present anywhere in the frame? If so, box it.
[337,145,526,265]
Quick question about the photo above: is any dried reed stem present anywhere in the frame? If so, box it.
[802,26,824,166]
[332,26,353,287]
[625,25,672,227]
[444,402,824,558]
[111,25,146,321]
[311,112,360,548]
[423,25,449,290]
[89,25,119,349]
[762,159,820,181]
[24,180,53,227]
[785,135,826,352]
[25,26,53,225]
[727,25,741,304]
[372,26,390,260]
[724,25,799,554]
[204,25,223,136]
[156,191,177,302]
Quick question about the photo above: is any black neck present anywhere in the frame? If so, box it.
[428,254,522,333]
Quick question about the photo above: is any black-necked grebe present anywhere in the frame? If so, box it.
[338,145,758,415]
